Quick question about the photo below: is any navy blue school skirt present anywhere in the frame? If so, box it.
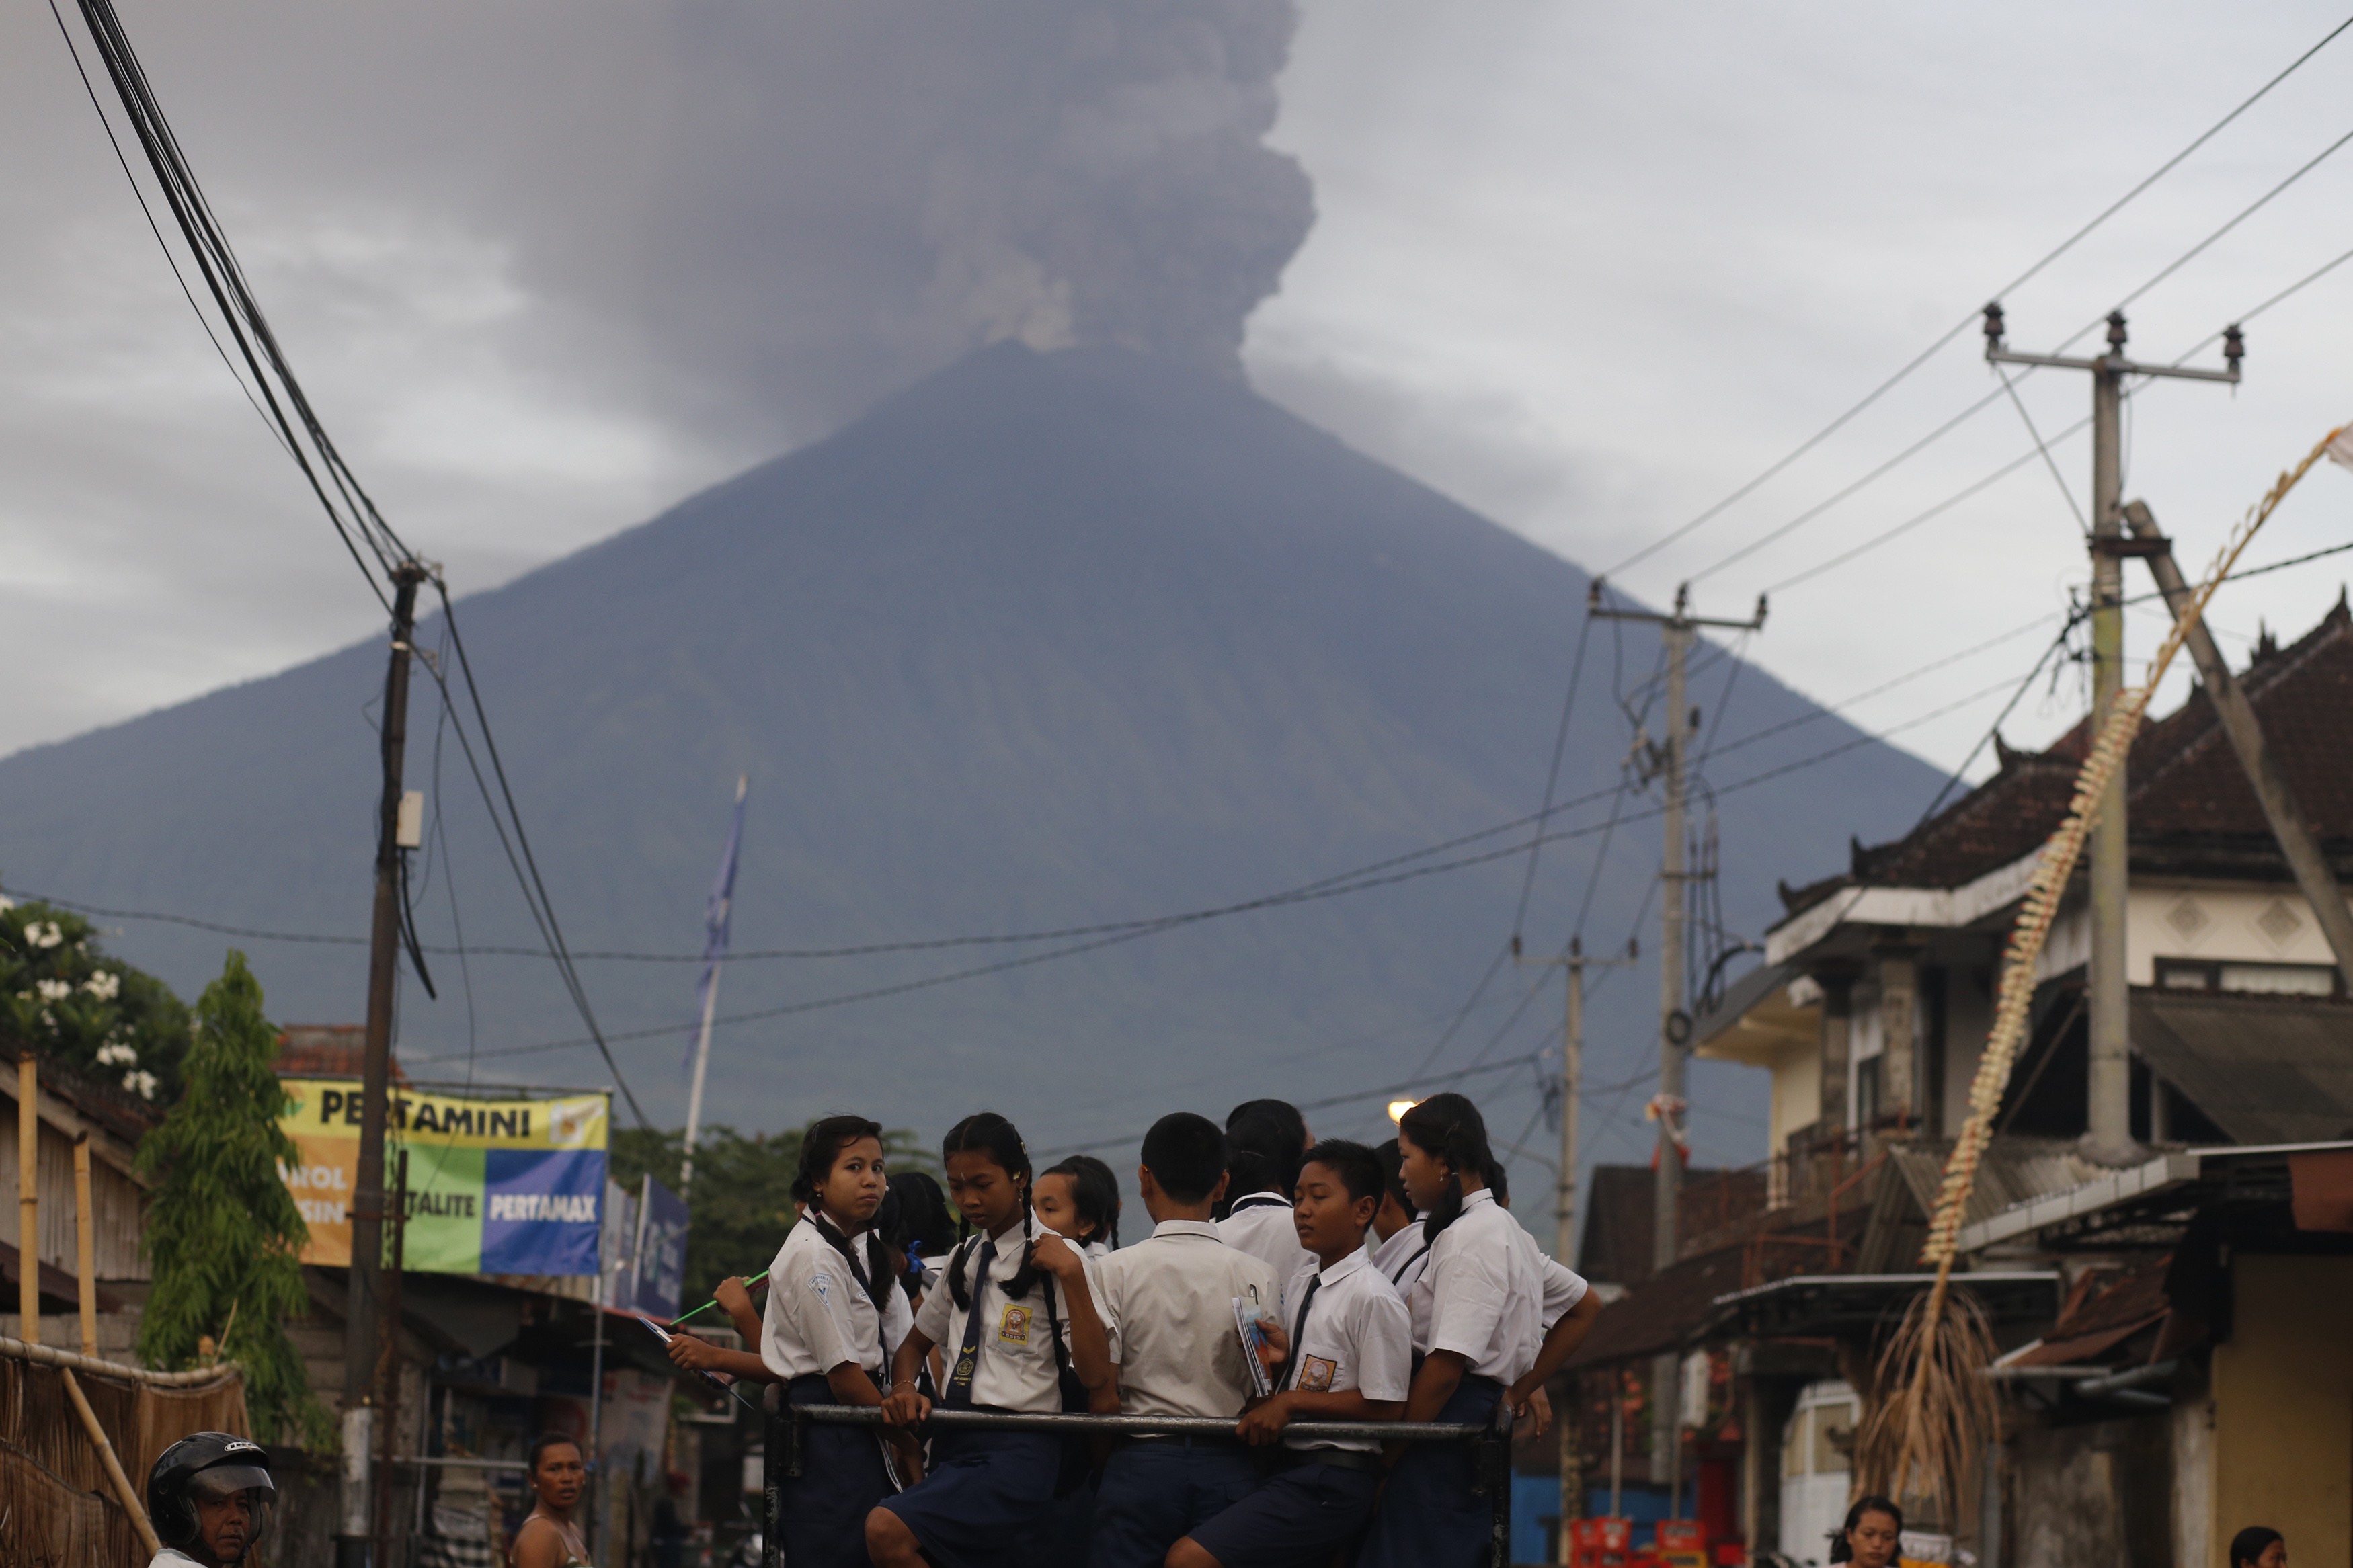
[1356,1372,1503,1568]
[776,1373,894,1568]
[1186,1456,1379,1568]
[879,1426,1062,1568]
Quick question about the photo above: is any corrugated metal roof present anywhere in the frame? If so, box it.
[2130,989,2353,1143]
[1884,1137,2104,1231]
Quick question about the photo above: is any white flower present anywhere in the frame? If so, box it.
[97,1042,138,1067]
[0,895,13,911]
[124,1069,157,1100]
[26,922,63,950]
[34,979,71,1004]
[82,971,121,1003]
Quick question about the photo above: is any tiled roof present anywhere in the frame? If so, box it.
[1782,596,2353,911]
[1578,1166,1659,1288]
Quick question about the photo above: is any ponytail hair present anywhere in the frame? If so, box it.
[1398,1093,1498,1244]
[1224,1099,1308,1206]
[1828,1497,1903,1563]
[941,1112,1042,1311]
[1046,1154,1123,1250]
[791,1114,892,1314]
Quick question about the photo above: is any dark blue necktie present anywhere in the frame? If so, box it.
[1273,1275,1321,1393]
[943,1238,996,1407]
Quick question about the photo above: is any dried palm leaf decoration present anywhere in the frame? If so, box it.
[1854,423,2352,1518]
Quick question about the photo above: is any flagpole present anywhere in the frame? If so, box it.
[680,774,746,1198]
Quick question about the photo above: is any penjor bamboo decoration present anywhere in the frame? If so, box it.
[1856,423,2353,1518]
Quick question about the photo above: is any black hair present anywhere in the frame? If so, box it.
[1490,1163,1510,1205]
[1398,1094,1499,1243]
[1045,1154,1123,1250]
[2229,1528,2283,1568]
[883,1170,959,1298]
[1299,1139,1384,1206]
[790,1114,893,1315]
[941,1112,1043,1311]
[1141,1112,1228,1204]
[528,1432,581,1475]
[1224,1099,1308,1204]
[1828,1497,1903,1563]
[1375,1139,1412,1214]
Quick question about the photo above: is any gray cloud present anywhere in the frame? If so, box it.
[122,1,1316,443]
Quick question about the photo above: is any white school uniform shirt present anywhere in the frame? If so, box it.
[1218,1190,1314,1282]
[1082,1238,1113,1261]
[1405,1189,1540,1383]
[1275,1245,1412,1453]
[1090,1218,1281,1420]
[1372,1212,1434,1297]
[913,1221,1090,1413]
[761,1216,914,1382]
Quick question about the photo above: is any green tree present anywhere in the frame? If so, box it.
[136,952,326,1446]
[610,1123,932,1301]
[0,896,192,1103]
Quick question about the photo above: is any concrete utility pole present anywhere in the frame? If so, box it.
[1589,581,1765,1502]
[2126,500,2353,989]
[1512,932,1632,1561]
[340,560,429,1568]
[1984,306,2243,1164]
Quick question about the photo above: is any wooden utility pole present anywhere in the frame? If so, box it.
[1512,933,1633,1561]
[1589,581,1765,1505]
[1984,305,2242,1163]
[340,559,429,1568]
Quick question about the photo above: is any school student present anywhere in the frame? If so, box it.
[760,1115,917,1568]
[868,1114,1113,1568]
[1215,1100,1314,1282]
[1037,1154,1124,1257]
[1357,1094,1540,1568]
[1368,1138,1432,1296]
[1029,1151,1124,1567]
[1087,1112,1282,1568]
[1172,1139,1410,1568]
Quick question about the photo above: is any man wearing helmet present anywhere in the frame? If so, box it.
[145,1432,276,1567]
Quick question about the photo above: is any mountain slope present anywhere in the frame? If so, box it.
[0,345,1938,1180]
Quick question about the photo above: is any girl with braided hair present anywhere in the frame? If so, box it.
[867,1113,1113,1568]
[1359,1094,1545,1568]
[759,1114,917,1566]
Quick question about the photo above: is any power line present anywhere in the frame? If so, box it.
[1677,108,2353,594]
[1511,610,1596,940]
[1599,11,2353,580]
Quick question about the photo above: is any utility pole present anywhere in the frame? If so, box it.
[339,560,429,1568]
[1984,306,2243,1164]
[1512,932,1632,1562]
[1589,581,1765,1505]
[1511,935,1638,1262]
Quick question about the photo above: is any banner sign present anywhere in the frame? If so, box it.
[623,1175,690,1319]
[277,1079,608,1276]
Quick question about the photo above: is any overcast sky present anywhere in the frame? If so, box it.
[5,0,2352,778]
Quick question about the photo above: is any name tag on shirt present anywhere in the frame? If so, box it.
[997,1304,1033,1346]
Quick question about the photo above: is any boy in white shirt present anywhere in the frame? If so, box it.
[1087,1112,1279,1568]
[1174,1139,1410,1568]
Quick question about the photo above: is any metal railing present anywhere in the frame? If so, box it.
[765,1402,1517,1568]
